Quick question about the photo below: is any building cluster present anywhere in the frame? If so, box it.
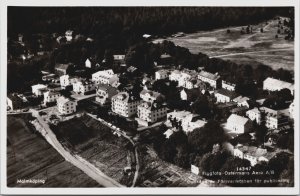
[7,34,295,169]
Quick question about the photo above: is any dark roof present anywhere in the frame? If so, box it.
[55,63,72,71]
[97,84,118,96]
[7,94,23,103]
[216,88,238,99]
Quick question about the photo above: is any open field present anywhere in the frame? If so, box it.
[51,115,131,186]
[153,17,294,71]
[7,114,101,187]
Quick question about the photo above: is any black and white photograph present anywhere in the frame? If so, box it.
[0,0,299,195]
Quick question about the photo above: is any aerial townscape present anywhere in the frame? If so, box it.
[6,7,295,188]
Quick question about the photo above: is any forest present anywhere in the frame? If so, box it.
[8,7,293,41]
[7,7,294,93]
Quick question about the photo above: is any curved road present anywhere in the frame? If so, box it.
[31,110,123,187]
[86,113,140,187]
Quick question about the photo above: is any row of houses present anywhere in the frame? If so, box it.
[156,69,295,96]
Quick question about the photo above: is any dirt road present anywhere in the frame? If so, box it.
[31,110,123,187]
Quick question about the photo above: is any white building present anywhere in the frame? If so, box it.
[73,80,96,95]
[169,70,182,81]
[136,102,168,126]
[222,80,236,91]
[60,75,79,89]
[111,92,142,117]
[169,69,198,88]
[43,90,60,105]
[140,89,164,103]
[155,70,169,80]
[263,77,294,95]
[246,107,262,124]
[7,94,23,110]
[226,114,252,134]
[65,30,74,42]
[178,72,193,87]
[113,55,125,61]
[181,113,206,134]
[92,69,119,86]
[180,88,201,101]
[246,107,289,129]
[198,71,221,89]
[85,58,92,68]
[185,78,205,89]
[165,110,206,134]
[233,145,274,166]
[165,110,191,127]
[260,107,289,129]
[215,89,238,103]
[96,84,118,105]
[233,96,251,108]
[32,84,47,96]
[57,96,77,115]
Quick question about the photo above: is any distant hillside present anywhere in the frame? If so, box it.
[8,7,293,38]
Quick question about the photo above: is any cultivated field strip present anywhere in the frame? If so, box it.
[7,114,102,187]
[52,115,131,185]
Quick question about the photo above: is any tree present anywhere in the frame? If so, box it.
[253,121,268,145]
[159,140,176,163]
[174,145,190,169]
[268,152,290,178]
[187,120,226,155]
[220,156,251,186]
[278,157,294,187]
[190,95,212,119]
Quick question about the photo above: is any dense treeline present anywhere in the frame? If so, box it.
[8,7,292,41]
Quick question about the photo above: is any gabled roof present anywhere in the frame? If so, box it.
[216,89,238,99]
[32,84,47,89]
[227,114,249,126]
[233,96,250,103]
[44,90,60,97]
[171,70,181,75]
[7,94,23,103]
[55,63,71,71]
[112,92,140,103]
[156,69,169,75]
[140,89,162,99]
[57,96,75,105]
[138,101,166,111]
[264,77,294,90]
[181,88,201,99]
[199,71,220,81]
[97,84,118,96]
[246,107,261,114]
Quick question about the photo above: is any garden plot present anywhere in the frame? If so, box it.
[51,115,130,185]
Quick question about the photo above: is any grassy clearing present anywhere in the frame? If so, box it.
[155,17,294,71]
